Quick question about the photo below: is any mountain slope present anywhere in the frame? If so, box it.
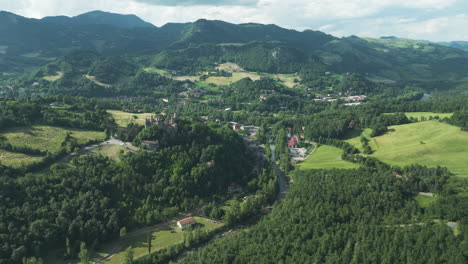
[170,19,336,50]
[318,37,468,81]
[438,41,468,52]
[42,10,156,28]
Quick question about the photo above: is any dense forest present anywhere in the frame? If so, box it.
[177,167,467,264]
[0,119,260,263]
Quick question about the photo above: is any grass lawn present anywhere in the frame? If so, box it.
[84,75,110,87]
[144,67,170,76]
[273,74,300,88]
[404,112,453,120]
[0,149,43,168]
[90,144,130,161]
[205,72,262,86]
[107,110,154,127]
[414,194,436,209]
[297,145,360,170]
[45,217,222,264]
[43,71,63,81]
[173,75,200,82]
[1,125,106,154]
[346,121,468,175]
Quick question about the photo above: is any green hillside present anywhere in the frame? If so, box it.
[347,120,468,176]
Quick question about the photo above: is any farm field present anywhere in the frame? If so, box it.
[45,217,222,264]
[297,145,360,170]
[107,110,155,127]
[0,149,43,168]
[1,125,106,154]
[346,120,468,176]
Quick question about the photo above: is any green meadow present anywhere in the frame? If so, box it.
[45,217,222,264]
[1,125,105,154]
[347,120,468,176]
[297,145,360,170]
[107,110,155,127]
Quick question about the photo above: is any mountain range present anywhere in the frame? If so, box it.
[2,10,468,84]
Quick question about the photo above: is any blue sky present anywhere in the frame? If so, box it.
[1,0,467,41]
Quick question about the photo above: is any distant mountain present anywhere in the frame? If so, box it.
[41,10,156,29]
[2,10,468,83]
[316,37,468,81]
[437,41,468,52]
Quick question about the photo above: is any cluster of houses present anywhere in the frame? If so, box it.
[259,89,276,101]
[312,94,367,106]
[179,86,207,99]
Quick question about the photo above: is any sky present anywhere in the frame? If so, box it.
[1,0,467,41]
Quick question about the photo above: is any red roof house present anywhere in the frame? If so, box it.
[288,137,298,148]
[177,217,196,230]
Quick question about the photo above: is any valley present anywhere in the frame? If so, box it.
[0,9,467,264]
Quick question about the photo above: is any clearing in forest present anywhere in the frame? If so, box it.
[107,110,155,127]
[43,71,63,81]
[1,125,105,154]
[297,145,360,170]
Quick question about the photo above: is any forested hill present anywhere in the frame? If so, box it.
[438,41,468,51]
[2,10,468,83]
[41,10,156,29]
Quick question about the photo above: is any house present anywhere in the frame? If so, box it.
[288,137,298,148]
[177,217,196,230]
[141,140,159,150]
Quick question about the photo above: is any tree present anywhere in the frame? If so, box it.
[78,242,90,264]
[22,257,43,264]
[147,233,152,254]
[65,237,72,259]
[120,227,127,239]
[124,246,134,264]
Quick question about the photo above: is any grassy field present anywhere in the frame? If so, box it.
[108,110,155,127]
[297,145,360,170]
[144,67,170,75]
[274,74,299,88]
[414,194,436,209]
[45,217,222,264]
[216,62,242,72]
[404,112,453,120]
[89,144,132,161]
[84,75,110,87]
[173,75,201,82]
[0,149,43,168]
[1,125,106,154]
[43,71,63,81]
[205,72,262,85]
[346,121,468,176]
